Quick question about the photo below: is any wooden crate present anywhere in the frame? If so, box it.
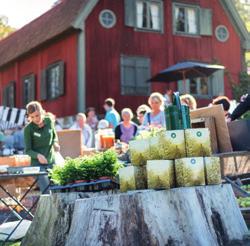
[214,151,250,177]
[241,208,250,228]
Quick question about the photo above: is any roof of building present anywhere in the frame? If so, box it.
[0,0,89,68]
[0,0,249,69]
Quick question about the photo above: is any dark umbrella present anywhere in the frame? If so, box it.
[149,61,225,83]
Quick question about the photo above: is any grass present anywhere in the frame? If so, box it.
[0,242,21,246]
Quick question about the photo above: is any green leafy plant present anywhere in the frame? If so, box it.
[49,150,123,185]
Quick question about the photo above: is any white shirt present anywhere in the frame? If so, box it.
[70,123,93,148]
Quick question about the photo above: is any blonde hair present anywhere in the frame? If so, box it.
[136,104,151,115]
[26,101,44,115]
[121,108,133,119]
[180,94,197,110]
[77,113,86,121]
[148,92,164,107]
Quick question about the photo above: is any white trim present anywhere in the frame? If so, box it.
[99,9,116,29]
[215,25,230,42]
[72,0,99,29]
[72,0,99,112]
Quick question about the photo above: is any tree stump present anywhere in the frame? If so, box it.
[21,191,116,246]
[22,185,248,246]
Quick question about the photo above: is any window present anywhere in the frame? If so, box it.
[22,74,36,106]
[3,82,15,107]
[174,4,198,34]
[41,61,64,101]
[178,70,224,98]
[136,1,161,31]
[124,0,163,32]
[99,10,116,29]
[215,25,229,42]
[121,56,151,96]
[173,4,212,36]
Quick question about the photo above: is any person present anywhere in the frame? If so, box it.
[70,113,93,148]
[115,108,138,144]
[3,129,15,155]
[86,107,98,131]
[95,119,110,150]
[180,94,197,110]
[104,98,120,129]
[13,126,25,152]
[46,112,62,131]
[136,104,151,125]
[24,101,60,192]
[211,96,231,116]
[143,92,166,128]
[227,94,250,122]
[164,88,173,107]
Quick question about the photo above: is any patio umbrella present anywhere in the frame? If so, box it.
[148,61,225,83]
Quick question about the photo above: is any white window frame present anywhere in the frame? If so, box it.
[99,9,116,29]
[135,0,163,32]
[215,25,229,42]
[173,3,200,36]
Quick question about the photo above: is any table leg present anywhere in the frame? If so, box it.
[1,181,51,244]
[0,185,34,219]
[2,177,39,223]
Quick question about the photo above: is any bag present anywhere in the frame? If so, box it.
[54,152,65,166]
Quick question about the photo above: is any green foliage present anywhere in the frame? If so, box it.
[147,169,173,189]
[134,128,165,140]
[175,160,193,187]
[49,149,123,185]
[0,16,15,40]
[120,177,136,192]
[241,184,250,193]
[237,197,250,208]
[135,166,147,189]
[185,131,212,157]
[233,0,250,32]
[205,158,221,185]
[175,159,205,187]
[158,133,186,160]
[232,72,250,101]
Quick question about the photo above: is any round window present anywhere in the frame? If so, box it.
[99,10,116,29]
[215,25,229,42]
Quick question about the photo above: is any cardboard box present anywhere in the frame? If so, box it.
[147,160,174,189]
[119,166,147,192]
[0,155,31,166]
[157,130,186,159]
[204,157,221,185]
[185,128,212,157]
[57,130,82,158]
[129,139,150,166]
[175,157,205,187]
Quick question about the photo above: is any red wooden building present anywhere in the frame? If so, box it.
[0,0,249,117]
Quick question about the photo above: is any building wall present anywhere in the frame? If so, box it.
[0,33,78,117]
[85,0,242,112]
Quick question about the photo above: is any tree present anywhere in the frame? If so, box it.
[0,15,15,40]
[233,0,250,32]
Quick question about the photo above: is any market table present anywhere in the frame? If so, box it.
[0,171,49,244]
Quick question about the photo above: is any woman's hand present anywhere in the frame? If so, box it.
[54,143,60,152]
[37,154,48,164]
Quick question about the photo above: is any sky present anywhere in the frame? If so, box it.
[0,0,57,29]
